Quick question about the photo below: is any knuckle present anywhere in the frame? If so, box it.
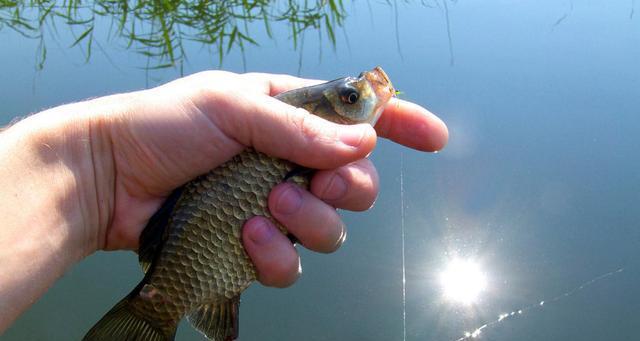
[296,110,320,141]
[297,111,336,147]
[269,183,304,218]
[349,161,379,211]
[286,109,321,162]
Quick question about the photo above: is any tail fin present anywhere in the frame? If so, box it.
[83,298,175,341]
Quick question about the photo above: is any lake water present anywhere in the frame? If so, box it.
[2,1,639,340]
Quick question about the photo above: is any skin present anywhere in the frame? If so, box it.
[0,70,448,333]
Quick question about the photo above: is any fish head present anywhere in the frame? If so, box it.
[320,66,395,126]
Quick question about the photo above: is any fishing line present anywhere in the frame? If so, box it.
[400,151,407,341]
[393,0,404,61]
[453,267,625,341]
[441,0,455,66]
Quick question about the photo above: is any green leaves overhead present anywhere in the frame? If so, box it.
[1,0,347,69]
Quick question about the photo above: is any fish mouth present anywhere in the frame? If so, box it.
[364,66,395,102]
[362,66,395,125]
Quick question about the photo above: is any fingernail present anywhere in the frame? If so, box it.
[276,185,303,215]
[329,222,347,253]
[340,125,367,147]
[321,173,347,201]
[248,219,275,245]
[338,222,347,245]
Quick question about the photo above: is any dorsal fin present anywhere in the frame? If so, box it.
[187,297,240,341]
[138,186,185,273]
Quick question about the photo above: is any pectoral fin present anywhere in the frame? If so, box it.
[284,166,314,182]
[187,297,240,341]
[139,186,185,273]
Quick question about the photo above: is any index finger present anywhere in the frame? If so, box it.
[375,98,449,152]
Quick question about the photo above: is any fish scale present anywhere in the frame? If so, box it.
[119,150,303,337]
[83,67,395,341]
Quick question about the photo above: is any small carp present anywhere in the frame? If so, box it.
[83,67,395,341]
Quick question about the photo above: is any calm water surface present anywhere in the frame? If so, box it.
[2,1,639,340]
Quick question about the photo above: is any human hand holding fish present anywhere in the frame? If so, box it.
[0,68,448,338]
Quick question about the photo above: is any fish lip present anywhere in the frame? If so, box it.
[372,66,392,87]
[362,66,395,125]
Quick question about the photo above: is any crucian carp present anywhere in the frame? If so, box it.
[83,67,396,341]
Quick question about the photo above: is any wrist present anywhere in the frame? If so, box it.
[3,98,118,261]
[0,110,86,330]
[0,93,140,331]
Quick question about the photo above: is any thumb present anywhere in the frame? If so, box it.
[193,91,378,170]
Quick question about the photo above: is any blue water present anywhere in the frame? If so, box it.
[2,1,639,340]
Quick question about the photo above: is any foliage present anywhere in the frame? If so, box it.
[0,0,346,69]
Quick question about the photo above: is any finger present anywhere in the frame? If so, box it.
[106,196,166,251]
[243,74,449,152]
[310,159,379,211]
[196,92,378,170]
[242,216,301,288]
[268,183,346,253]
[375,98,449,152]
[242,73,448,152]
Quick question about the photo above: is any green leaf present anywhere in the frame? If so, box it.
[237,30,257,45]
[324,14,335,46]
[226,25,237,53]
[38,3,55,26]
[261,9,272,38]
[328,0,339,15]
[147,62,175,69]
[70,26,93,47]
[66,18,94,25]
[36,40,47,71]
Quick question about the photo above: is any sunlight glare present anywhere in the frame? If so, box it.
[439,258,488,305]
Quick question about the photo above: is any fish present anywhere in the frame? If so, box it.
[83,67,396,341]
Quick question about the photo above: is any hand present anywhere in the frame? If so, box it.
[0,70,447,331]
[94,71,447,287]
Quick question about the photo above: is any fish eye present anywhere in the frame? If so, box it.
[339,86,360,105]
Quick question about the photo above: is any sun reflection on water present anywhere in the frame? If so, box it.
[439,258,488,306]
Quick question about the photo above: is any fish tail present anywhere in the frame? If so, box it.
[83,298,175,341]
